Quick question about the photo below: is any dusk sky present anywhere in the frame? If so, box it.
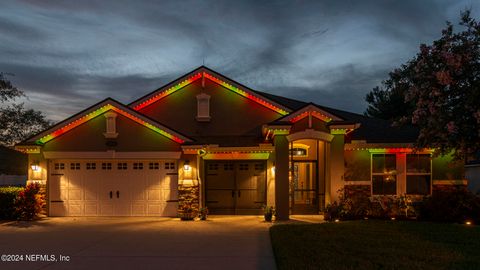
[1,0,479,122]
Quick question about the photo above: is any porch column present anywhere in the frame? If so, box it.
[329,134,345,202]
[274,133,289,220]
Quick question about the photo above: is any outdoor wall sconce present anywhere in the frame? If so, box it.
[183,160,191,171]
[31,162,40,172]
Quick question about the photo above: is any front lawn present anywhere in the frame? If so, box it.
[270,220,480,270]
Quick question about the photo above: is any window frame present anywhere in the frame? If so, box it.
[371,153,397,195]
[406,153,432,195]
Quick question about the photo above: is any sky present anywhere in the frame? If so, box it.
[1,0,479,122]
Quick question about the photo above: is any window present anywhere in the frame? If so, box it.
[54,163,65,170]
[372,154,396,195]
[406,154,431,195]
[254,163,264,171]
[208,163,218,171]
[86,163,96,170]
[196,93,211,121]
[102,163,112,170]
[224,163,234,171]
[290,148,307,157]
[239,164,249,171]
[165,162,175,170]
[70,163,80,170]
[149,162,159,170]
[133,163,143,170]
[117,163,127,170]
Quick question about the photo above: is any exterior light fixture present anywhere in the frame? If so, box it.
[183,160,191,171]
[466,221,472,226]
[31,162,40,172]
[391,217,396,221]
[334,219,340,223]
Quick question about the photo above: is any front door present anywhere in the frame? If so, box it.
[291,161,318,214]
[205,161,266,214]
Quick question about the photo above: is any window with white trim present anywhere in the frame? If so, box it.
[372,154,396,195]
[406,154,431,195]
[196,93,211,121]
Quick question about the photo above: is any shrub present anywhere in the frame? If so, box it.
[15,183,43,220]
[325,188,372,221]
[0,186,23,220]
[325,189,419,221]
[419,189,480,224]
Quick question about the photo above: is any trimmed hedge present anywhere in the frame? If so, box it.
[0,186,23,220]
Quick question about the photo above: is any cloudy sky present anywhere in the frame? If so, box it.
[1,0,478,122]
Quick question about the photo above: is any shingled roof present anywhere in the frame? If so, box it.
[252,90,419,143]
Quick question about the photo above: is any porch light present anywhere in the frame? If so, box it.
[183,160,191,171]
[334,219,340,223]
[30,162,40,172]
[465,221,472,226]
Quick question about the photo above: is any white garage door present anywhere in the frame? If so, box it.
[48,160,178,216]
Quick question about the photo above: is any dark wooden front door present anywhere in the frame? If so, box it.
[205,161,266,214]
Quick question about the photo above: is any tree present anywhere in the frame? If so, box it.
[0,73,51,146]
[365,11,480,160]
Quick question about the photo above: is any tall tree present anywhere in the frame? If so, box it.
[0,73,51,146]
[365,11,480,160]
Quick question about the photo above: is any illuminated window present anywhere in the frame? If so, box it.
[149,162,159,170]
[86,163,96,170]
[133,163,143,170]
[54,163,65,170]
[102,163,112,170]
[196,93,211,121]
[117,163,127,170]
[372,154,396,195]
[406,154,431,195]
[165,162,175,170]
[70,163,80,170]
[290,148,308,157]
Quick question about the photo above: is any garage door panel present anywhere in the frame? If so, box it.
[84,203,98,215]
[163,189,177,200]
[132,203,146,216]
[50,159,178,216]
[67,189,83,200]
[68,203,83,216]
[147,189,162,201]
[206,161,266,214]
[99,203,114,216]
[147,203,163,215]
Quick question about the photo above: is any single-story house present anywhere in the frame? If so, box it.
[15,66,466,219]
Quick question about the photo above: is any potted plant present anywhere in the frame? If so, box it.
[263,205,275,222]
[199,207,209,220]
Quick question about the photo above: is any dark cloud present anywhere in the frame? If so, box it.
[1,0,479,122]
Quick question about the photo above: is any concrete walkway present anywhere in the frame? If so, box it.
[0,216,279,270]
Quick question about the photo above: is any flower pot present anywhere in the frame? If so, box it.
[264,213,273,222]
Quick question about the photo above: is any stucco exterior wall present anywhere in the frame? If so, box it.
[138,79,283,136]
[42,112,181,152]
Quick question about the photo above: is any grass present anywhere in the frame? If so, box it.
[270,220,480,270]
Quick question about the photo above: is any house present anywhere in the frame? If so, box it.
[15,66,466,219]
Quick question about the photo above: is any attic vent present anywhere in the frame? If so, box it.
[103,111,119,139]
[196,93,211,122]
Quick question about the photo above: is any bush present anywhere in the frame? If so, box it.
[0,186,23,220]
[325,189,419,221]
[325,188,372,221]
[419,189,480,224]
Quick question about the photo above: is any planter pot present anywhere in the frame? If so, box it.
[264,213,273,222]
[180,212,195,221]
[199,215,207,221]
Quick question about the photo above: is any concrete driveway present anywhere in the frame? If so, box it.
[0,216,277,270]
